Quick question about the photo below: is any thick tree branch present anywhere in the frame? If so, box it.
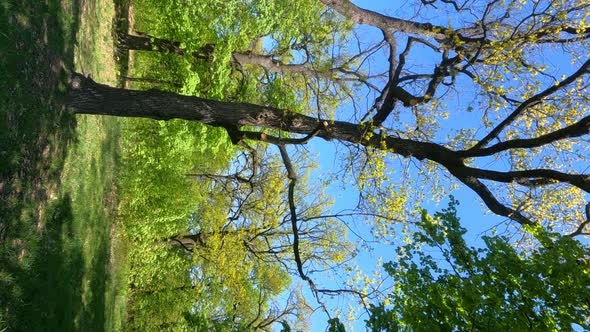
[319,0,478,41]
[324,0,590,47]
[118,32,367,85]
[568,203,590,237]
[451,173,534,225]
[461,167,590,192]
[371,36,467,125]
[460,115,590,157]
[533,26,590,44]
[370,30,397,126]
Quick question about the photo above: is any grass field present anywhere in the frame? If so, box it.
[0,0,126,330]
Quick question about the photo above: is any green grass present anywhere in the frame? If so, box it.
[0,0,126,330]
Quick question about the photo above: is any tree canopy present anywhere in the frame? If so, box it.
[68,0,590,330]
[371,198,590,331]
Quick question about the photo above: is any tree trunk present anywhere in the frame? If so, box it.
[67,72,450,162]
[117,31,212,60]
[164,233,209,252]
[117,32,328,76]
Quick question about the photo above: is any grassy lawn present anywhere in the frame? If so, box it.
[0,0,126,330]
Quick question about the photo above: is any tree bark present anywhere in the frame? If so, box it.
[320,0,448,39]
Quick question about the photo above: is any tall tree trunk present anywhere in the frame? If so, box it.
[67,72,444,161]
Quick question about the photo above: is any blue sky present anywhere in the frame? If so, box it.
[303,142,509,331]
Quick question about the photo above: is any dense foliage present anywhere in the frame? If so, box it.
[116,0,354,329]
[118,117,231,330]
[377,199,590,330]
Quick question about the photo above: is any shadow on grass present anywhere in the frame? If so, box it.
[2,195,82,331]
[0,0,78,234]
[0,0,113,330]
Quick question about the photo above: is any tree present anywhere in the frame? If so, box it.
[368,199,590,330]
[70,0,590,327]
[118,141,311,330]
[119,125,343,330]
[117,31,375,85]
[68,58,590,228]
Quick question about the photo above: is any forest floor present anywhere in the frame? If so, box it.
[0,0,127,330]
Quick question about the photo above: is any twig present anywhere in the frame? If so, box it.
[568,203,590,237]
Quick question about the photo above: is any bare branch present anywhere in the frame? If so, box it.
[568,203,590,237]
[462,167,590,193]
[276,144,329,314]
[421,0,465,11]
[460,115,590,157]
[452,173,534,225]
[186,173,252,184]
[238,122,330,146]
[469,58,590,151]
